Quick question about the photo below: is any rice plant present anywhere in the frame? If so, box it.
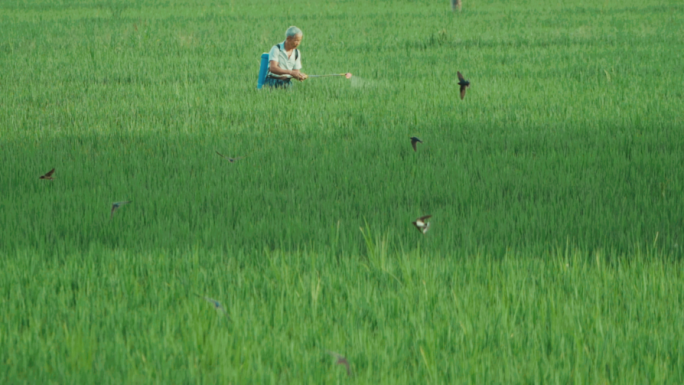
[1,0,683,382]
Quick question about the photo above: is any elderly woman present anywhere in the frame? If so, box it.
[264,26,308,88]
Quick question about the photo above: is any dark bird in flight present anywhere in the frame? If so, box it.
[216,151,245,163]
[326,351,352,377]
[39,168,55,180]
[410,137,423,152]
[412,215,432,234]
[111,201,131,219]
[457,71,470,100]
[195,294,231,320]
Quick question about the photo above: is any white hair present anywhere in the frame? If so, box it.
[286,26,303,38]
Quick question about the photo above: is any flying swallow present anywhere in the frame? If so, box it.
[39,168,55,180]
[111,201,131,218]
[195,294,231,320]
[412,215,432,234]
[216,151,245,163]
[410,137,422,152]
[457,71,470,100]
[326,351,352,377]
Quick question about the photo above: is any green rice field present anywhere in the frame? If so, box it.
[1,0,683,382]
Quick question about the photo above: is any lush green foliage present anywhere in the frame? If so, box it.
[1,0,683,382]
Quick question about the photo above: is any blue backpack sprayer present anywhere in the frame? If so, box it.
[257,53,270,89]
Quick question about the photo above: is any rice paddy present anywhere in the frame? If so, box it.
[1,0,683,382]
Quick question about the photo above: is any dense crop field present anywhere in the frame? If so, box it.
[1,0,683,382]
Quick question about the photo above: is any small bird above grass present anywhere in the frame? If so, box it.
[326,351,352,377]
[457,71,470,100]
[412,215,432,234]
[216,151,245,163]
[195,294,231,320]
[111,201,131,219]
[39,168,55,180]
[410,137,423,152]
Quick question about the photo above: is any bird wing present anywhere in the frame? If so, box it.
[198,296,231,318]
[460,86,466,100]
[204,297,219,306]
[457,71,464,82]
[113,201,130,209]
[216,151,226,158]
[339,358,352,376]
[412,141,417,151]
[420,215,432,222]
[45,168,55,177]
